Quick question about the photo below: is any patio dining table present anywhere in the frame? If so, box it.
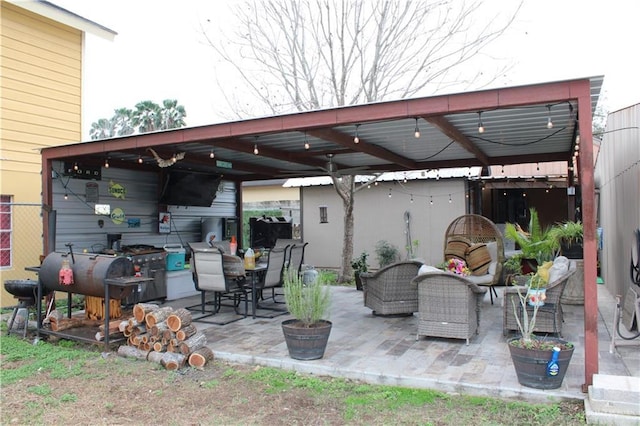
[244,263,268,319]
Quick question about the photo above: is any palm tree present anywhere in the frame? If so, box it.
[89,118,115,140]
[111,108,135,136]
[132,100,161,133]
[160,99,187,129]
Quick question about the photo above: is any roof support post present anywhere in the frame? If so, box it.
[575,80,598,392]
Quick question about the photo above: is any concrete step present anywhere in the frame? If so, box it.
[589,374,640,415]
[584,374,640,425]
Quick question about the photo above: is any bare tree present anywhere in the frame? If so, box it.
[203,0,521,281]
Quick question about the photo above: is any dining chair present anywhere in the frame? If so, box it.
[186,242,248,325]
[255,245,290,313]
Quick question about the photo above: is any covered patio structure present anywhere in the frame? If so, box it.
[40,76,601,389]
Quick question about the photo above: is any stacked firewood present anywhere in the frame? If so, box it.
[115,303,213,370]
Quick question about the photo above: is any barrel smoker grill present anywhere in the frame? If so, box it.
[39,252,135,319]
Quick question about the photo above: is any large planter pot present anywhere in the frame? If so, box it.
[354,273,363,291]
[282,319,332,360]
[508,337,574,389]
[560,242,583,259]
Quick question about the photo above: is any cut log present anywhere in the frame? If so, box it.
[145,306,174,328]
[176,324,198,342]
[161,352,187,370]
[118,320,129,333]
[167,308,192,332]
[150,321,169,337]
[130,325,147,337]
[51,317,97,332]
[117,345,149,361]
[188,347,214,369]
[133,303,159,323]
[147,351,164,364]
[162,329,174,341]
[95,326,123,341]
[45,309,64,325]
[153,342,166,352]
[179,332,207,355]
[140,342,151,351]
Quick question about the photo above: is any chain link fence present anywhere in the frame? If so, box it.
[1,203,44,308]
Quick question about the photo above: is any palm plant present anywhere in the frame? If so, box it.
[111,108,135,136]
[160,99,187,129]
[132,100,162,133]
[504,208,559,269]
[89,118,116,140]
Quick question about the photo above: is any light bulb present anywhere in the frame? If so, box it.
[304,141,310,150]
[64,193,68,200]
[73,162,78,171]
[414,118,420,138]
[448,194,452,203]
[138,156,143,164]
[104,159,109,168]
[209,150,215,159]
[547,117,553,129]
[477,112,485,134]
[430,196,433,205]
[253,144,259,155]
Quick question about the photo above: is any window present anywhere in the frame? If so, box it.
[319,205,328,223]
[0,195,12,268]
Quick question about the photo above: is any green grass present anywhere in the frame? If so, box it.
[0,335,97,385]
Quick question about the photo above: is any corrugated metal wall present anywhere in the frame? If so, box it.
[595,104,640,298]
[50,161,238,252]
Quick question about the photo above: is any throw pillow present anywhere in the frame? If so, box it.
[444,236,472,261]
[466,243,492,276]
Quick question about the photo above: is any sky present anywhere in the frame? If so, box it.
[52,0,639,140]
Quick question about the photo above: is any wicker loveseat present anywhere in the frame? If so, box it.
[411,270,488,345]
[503,256,577,337]
[443,214,505,304]
[361,260,423,315]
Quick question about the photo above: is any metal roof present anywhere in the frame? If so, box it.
[41,76,603,182]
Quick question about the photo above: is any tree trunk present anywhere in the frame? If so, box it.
[133,303,159,323]
[333,175,355,283]
[145,306,174,327]
[167,308,192,331]
[176,324,198,342]
[188,347,214,369]
[179,332,207,355]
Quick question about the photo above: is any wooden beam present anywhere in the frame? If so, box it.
[424,115,490,166]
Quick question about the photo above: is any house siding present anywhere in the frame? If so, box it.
[0,1,82,305]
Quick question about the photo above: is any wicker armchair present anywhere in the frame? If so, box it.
[411,271,488,345]
[361,260,423,315]
[443,214,505,304]
[503,258,577,337]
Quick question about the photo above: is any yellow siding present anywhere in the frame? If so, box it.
[243,185,299,203]
[0,1,83,304]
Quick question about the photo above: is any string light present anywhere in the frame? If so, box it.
[104,158,109,168]
[448,194,452,203]
[171,154,178,164]
[304,132,310,150]
[388,188,392,198]
[414,118,421,138]
[353,124,360,144]
[430,196,433,205]
[501,165,505,174]
[73,162,79,171]
[536,162,540,171]
[546,105,554,129]
[137,155,143,164]
[410,194,414,203]
[209,149,215,159]
[64,192,68,200]
[477,111,485,134]
[253,144,259,155]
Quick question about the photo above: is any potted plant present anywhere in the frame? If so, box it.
[550,220,583,259]
[351,251,369,291]
[282,269,332,360]
[375,240,400,268]
[504,208,559,274]
[507,263,574,389]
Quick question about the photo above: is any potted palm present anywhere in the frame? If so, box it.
[351,252,369,291]
[550,220,583,259]
[282,269,332,360]
[375,240,400,267]
[504,208,559,274]
[507,262,574,389]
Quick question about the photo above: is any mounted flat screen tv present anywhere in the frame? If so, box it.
[159,171,222,207]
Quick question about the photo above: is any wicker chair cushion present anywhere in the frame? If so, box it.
[548,256,569,283]
[444,236,472,261]
[466,243,491,275]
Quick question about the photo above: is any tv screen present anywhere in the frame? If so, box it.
[159,171,222,207]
